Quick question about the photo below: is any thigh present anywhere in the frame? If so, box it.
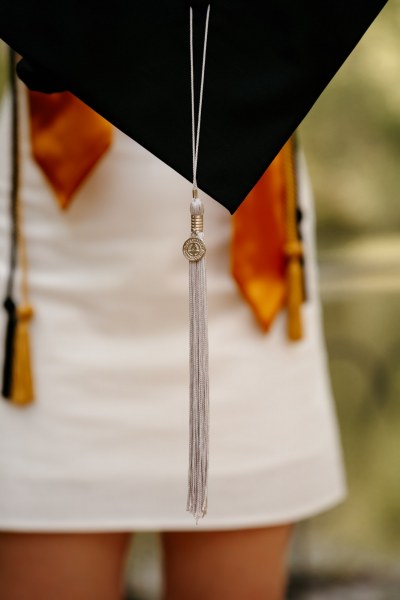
[0,531,132,600]
[161,522,294,600]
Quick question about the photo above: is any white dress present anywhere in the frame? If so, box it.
[0,84,346,531]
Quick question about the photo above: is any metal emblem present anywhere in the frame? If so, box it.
[183,237,206,261]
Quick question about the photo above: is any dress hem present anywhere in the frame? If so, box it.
[0,487,347,533]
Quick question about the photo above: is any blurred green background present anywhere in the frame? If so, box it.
[293,1,400,595]
[0,2,399,597]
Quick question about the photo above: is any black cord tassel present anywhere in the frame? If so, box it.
[1,49,20,401]
[1,297,17,398]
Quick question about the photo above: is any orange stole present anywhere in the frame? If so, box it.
[27,90,113,209]
[231,138,304,339]
[27,90,304,339]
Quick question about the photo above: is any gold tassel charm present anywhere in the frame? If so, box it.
[10,303,35,405]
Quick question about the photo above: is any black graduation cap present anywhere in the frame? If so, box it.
[0,0,388,214]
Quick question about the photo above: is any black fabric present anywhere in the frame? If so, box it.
[16,59,67,94]
[0,1,388,213]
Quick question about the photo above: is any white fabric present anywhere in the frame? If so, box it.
[0,86,346,531]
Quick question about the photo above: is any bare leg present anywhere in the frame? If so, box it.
[161,523,293,600]
[0,531,132,600]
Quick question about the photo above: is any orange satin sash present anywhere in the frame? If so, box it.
[27,90,113,209]
[232,139,305,339]
[27,89,304,338]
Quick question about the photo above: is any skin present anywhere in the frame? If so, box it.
[0,523,293,600]
[161,523,294,600]
[0,532,131,600]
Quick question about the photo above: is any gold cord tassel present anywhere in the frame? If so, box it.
[10,147,35,406]
[283,137,304,341]
[183,189,209,523]
[9,50,35,405]
[9,179,36,406]
[11,303,35,405]
[285,240,304,341]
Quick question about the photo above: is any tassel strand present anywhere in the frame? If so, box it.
[184,193,209,523]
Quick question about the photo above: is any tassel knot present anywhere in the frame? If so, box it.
[284,240,303,259]
[190,196,204,234]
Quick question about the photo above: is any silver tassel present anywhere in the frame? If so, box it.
[182,189,209,523]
